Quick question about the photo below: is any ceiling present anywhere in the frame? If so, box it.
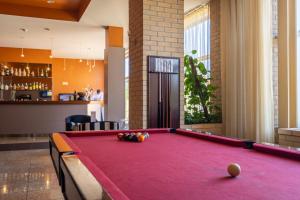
[0,0,91,21]
[185,0,209,13]
[0,0,204,60]
[0,0,81,11]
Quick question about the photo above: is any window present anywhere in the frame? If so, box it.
[184,4,217,124]
[184,5,210,70]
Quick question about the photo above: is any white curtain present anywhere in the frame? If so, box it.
[297,0,300,127]
[184,5,210,69]
[277,0,297,128]
[221,0,274,142]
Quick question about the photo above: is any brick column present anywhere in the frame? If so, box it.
[129,0,184,129]
[210,0,222,112]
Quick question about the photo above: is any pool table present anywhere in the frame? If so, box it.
[49,128,300,200]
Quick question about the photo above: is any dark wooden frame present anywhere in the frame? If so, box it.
[147,55,180,129]
[49,135,110,200]
[49,135,73,185]
[60,155,109,200]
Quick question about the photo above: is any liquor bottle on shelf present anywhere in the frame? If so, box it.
[15,68,18,76]
[37,68,40,77]
[21,83,24,90]
[41,69,44,77]
[39,82,42,90]
[31,70,35,77]
[4,84,9,90]
[9,83,12,90]
[13,83,16,91]
[22,69,26,77]
[45,83,48,90]
[29,83,32,91]
[0,82,4,90]
[24,83,28,90]
[10,67,14,76]
[1,68,5,76]
[19,68,22,77]
[45,70,49,77]
[5,68,10,76]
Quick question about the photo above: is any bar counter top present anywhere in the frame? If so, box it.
[0,101,100,105]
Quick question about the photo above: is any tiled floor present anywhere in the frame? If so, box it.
[0,136,48,144]
[0,149,64,200]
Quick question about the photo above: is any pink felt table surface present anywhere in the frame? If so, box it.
[65,132,300,200]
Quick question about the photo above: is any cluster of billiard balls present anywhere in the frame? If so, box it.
[117,132,150,142]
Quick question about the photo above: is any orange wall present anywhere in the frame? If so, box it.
[0,47,52,63]
[105,26,124,48]
[0,47,104,100]
[52,58,104,100]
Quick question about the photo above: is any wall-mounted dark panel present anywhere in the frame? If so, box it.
[148,56,180,129]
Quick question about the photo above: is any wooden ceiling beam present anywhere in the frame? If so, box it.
[0,2,77,21]
[0,0,91,21]
[78,0,91,20]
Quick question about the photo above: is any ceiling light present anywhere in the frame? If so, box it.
[20,28,28,33]
[92,59,96,68]
[63,59,67,71]
[79,42,83,63]
[20,48,25,58]
[47,0,55,4]
[49,38,54,59]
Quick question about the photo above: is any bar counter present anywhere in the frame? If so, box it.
[0,101,102,135]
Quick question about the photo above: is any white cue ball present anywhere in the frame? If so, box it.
[227,163,241,177]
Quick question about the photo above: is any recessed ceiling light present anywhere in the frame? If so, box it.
[19,28,28,32]
[47,0,55,4]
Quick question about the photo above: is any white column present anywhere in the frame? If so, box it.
[104,47,125,122]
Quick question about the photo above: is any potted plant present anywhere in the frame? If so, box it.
[184,50,221,124]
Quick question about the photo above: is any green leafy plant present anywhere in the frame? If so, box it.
[184,50,222,124]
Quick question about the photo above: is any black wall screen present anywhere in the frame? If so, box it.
[148,56,180,128]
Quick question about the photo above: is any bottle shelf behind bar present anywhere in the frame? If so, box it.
[0,62,52,101]
[0,75,52,79]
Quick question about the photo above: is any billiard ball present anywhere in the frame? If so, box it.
[138,135,145,142]
[142,132,148,139]
[124,133,130,141]
[227,163,241,177]
[136,132,142,137]
[117,133,124,140]
[132,135,138,142]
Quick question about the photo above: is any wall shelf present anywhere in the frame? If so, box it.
[0,62,52,101]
